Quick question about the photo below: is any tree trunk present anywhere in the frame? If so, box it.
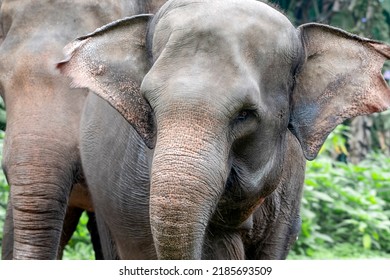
[348,116,373,164]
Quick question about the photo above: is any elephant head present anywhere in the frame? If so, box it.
[58,0,390,259]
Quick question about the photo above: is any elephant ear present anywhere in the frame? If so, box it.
[289,23,390,160]
[57,14,156,148]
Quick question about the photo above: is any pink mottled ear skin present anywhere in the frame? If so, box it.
[289,23,390,160]
[58,15,156,148]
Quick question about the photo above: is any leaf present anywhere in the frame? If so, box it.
[305,248,315,257]
[372,232,379,241]
[358,222,367,233]
[311,191,334,202]
[367,195,377,204]
[376,2,390,36]
[338,219,359,227]
[363,234,372,250]
[314,233,334,244]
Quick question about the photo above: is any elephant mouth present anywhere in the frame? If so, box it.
[210,195,266,230]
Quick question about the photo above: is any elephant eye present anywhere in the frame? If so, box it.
[237,110,249,120]
[235,109,256,121]
[231,108,259,139]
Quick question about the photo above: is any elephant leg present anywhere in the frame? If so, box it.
[9,176,72,259]
[244,193,302,260]
[86,211,103,260]
[1,198,14,260]
[245,137,305,260]
[56,206,83,259]
[204,227,245,260]
[2,187,102,260]
[94,212,119,260]
[66,182,103,259]
[245,214,301,260]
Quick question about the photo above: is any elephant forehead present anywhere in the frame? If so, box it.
[144,0,298,119]
[142,62,261,118]
[151,0,297,61]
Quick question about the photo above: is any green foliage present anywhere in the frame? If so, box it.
[330,0,389,39]
[292,152,390,257]
[289,243,390,259]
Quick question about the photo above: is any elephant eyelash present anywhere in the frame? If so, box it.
[236,110,250,121]
[235,109,258,122]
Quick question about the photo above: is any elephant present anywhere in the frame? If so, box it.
[58,0,390,259]
[0,0,167,259]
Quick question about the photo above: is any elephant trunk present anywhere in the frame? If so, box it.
[2,133,76,259]
[149,109,228,259]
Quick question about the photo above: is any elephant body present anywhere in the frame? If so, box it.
[80,93,305,259]
[59,0,390,259]
[0,0,167,259]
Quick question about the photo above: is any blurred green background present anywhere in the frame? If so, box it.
[1,0,390,259]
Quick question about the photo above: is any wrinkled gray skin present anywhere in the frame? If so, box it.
[59,0,390,259]
[0,0,167,260]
